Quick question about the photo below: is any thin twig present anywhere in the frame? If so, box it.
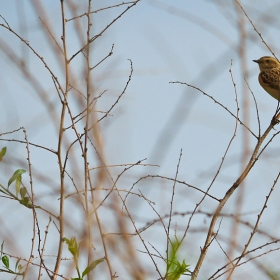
[165,149,183,277]
[90,44,114,70]
[170,81,257,138]
[66,2,137,22]
[69,1,140,62]
[244,78,261,137]
[235,0,277,59]
[226,171,280,279]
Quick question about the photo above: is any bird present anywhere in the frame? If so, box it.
[253,56,280,101]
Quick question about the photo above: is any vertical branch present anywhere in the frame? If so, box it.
[53,0,69,278]
[22,128,37,280]
[165,149,183,278]
[83,0,92,273]
[83,1,114,278]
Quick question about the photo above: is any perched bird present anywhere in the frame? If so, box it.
[253,56,280,101]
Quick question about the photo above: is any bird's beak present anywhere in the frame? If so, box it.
[253,59,260,64]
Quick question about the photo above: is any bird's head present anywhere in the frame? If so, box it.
[253,56,280,71]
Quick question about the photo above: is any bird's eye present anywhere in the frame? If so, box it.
[266,60,270,63]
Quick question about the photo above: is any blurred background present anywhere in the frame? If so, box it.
[0,0,280,279]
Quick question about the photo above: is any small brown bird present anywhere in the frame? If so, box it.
[253,56,280,101]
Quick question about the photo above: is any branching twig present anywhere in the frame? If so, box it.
[191,114,280,279]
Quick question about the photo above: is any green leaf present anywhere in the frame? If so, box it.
[167,240,180,273]
[82,258,104,277]
[166,240,190,280]
[19,187,27,199]
[0,147,7,161]
[15,179,21,197]
[15,258,21,271]
[19,197,32,208]
[167,259,189,280]
[71,278,82,280]
[63,237,79,265]
[8,169,26,188]
[2,255,9,268]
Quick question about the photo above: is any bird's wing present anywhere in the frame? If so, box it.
[260,68,280,90]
